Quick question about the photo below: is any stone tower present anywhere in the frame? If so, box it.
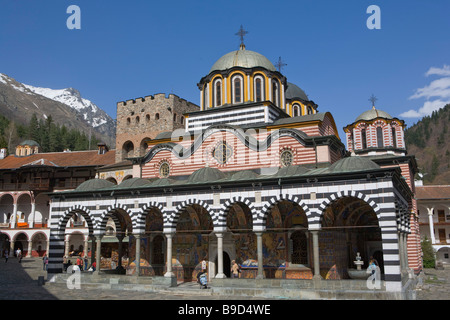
[115,93,199,162]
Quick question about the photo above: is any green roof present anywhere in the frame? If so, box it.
[75,178,115,191]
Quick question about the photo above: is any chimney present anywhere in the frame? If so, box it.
[97,143,108,155]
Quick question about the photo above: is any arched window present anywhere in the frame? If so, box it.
[173,113,177,122]
[272,80,279,107]
[307,106,313,115]
[376,127,384,148]
[361,129,367,149]
[254,75,265,102]
[155,113,160,120]
[392,127,397,148]
[292,104,301,117]
[213,78,222,107]
[232,75,243,104]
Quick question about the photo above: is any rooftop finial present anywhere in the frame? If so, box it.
[235,25,248,50]
[274,56,287,73]
[369,94,378,109]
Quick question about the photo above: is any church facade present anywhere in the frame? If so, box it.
[47,36,421,294]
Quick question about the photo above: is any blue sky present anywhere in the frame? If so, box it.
[1,0,449,141]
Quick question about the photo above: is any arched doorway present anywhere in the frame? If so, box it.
[265,200,309,279]
[215,251,231,278]
[321,196,383,279]
[175,204,213,282]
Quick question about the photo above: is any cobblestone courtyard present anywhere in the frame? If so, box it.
[0,257,448,300]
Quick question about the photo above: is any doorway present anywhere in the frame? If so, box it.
[215,252,231,278]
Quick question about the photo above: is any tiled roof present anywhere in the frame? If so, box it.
[416,185,450,200]
[0,150,116,170]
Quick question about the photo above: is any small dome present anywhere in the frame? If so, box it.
[209,47,276,73]
[355,107,393,122]
[151,178,175,186]
[188,166,227,183]
[230,170,259,180]
[323,156,380,174]
[118,178,153,188]
[76,179,115,191]
[273,165,311,177]
[285,83,309,101]
[18,140,40,147]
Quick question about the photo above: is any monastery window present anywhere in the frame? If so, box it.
[280,149,293,167]
[181,116,185,125]
[214,79,222,107]
[232,75,243,104]
[155,113,160,120]
[376,127,384,148]
[272,80,279,107]
[292,104,301,117]
[213,141,233,165]
[146,114,150,122]
[254,76,265,102]
[159,161,170,178]
[136,116,140,124]
[127,117,131,125]
[173,113,177,122]
[307,106,313,115]
[392,127,397,148]
[361,129,367,149]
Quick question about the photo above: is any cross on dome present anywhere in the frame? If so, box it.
[235,25,249,49]
[274,56,287,73]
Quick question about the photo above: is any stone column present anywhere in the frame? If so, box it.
[64,235,70,257]
[83,237,89,258]
[30,203,36,228]
[398,231,405,273]
[427,207,436,244]
[135,234,141,277]
[95,235,102,275]
[11,204,17,228]
[117,236,123,270]
[215,232,226,278]
[311,230,322,279]
[256,232,264,279]
[164,233,175,278]
[403,233,410,270]
[26,239,33,258]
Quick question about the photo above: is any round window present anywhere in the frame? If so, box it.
[213,142,233,165]
[280,150,293,167]
[159,162,170,178]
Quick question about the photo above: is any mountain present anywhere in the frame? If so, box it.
[0,73,115,146]
[405,104,450,185]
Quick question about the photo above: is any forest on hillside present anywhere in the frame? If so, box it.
[404,104,450,184]
[0,113,101,155]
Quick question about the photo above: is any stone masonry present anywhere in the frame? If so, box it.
[115,93,199,162]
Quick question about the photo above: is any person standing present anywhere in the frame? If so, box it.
[43,254,49,271]
[4,250,8,263]
[231,260,240,278]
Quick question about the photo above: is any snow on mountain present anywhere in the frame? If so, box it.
[0,73,111,128]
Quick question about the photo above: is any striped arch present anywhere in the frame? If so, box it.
[259,194,312,228]
[165,198,215,230]
[218,196,257,229]
[134,201,165,233]
[56,205,95,236]
[98,203,133,236]
[317,190,381,229]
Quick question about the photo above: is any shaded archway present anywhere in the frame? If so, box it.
[264,200,310,279]
[31,232,48,257]
[99,207,133,272]
[320,196,383,279]
[0,194,14,226]
[143,207,164,276]
[174,203,213,282]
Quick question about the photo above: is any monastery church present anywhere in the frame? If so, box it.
[47,30,421,294]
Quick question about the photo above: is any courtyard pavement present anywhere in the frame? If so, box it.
[0,256,448,301]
